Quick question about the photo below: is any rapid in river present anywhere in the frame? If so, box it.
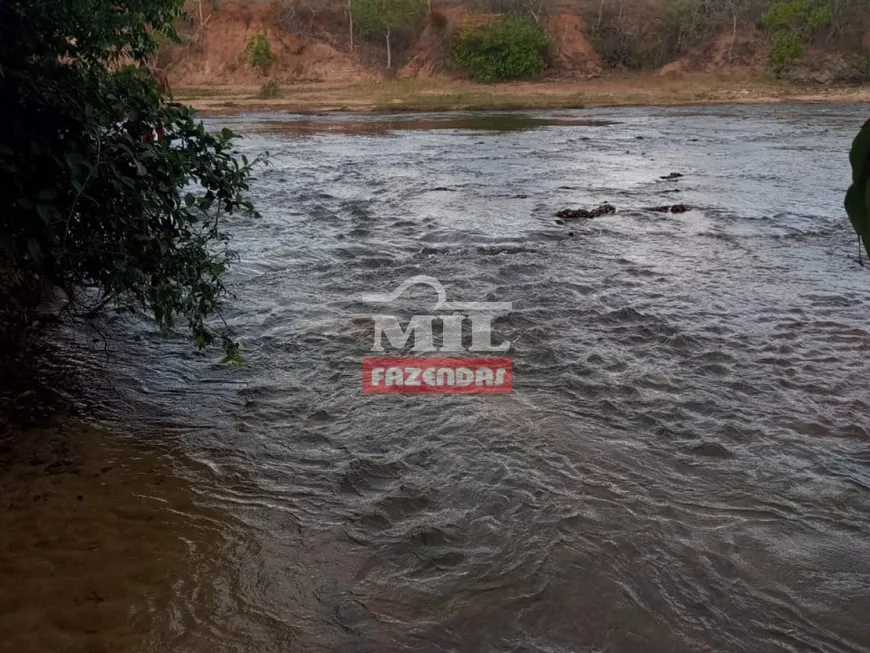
[6,104,870,653]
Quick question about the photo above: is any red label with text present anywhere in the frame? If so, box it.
[363,357,513,394]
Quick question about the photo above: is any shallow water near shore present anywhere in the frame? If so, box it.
[6,104,870,652]
[252,114,617,136]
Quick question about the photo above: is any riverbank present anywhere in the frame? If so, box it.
[176,75,870,115]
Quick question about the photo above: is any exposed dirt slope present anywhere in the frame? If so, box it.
[547,13,603,78]
[658,23,768,76]
[160,2,608,85]
[158,3,374,85]
[157,2,864,87]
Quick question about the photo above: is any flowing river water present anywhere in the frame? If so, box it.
[4,104,870,653]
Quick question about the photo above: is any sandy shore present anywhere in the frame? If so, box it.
[174,75,870,116]
[0,421,232,652]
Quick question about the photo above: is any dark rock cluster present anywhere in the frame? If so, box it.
[555,203,616,219]
[647,204,690,213]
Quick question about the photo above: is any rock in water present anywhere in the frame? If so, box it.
[647,204,690,213]
[555,203,616,219]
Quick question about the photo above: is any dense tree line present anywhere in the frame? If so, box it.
[586,0,868,71]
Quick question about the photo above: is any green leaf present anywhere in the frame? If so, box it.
[865,181,870,259]
[219,340,245,366]
[0,233,15,255]
[849,120,870,185]
[64,151,84,172]
[0,0,265,359]
[845,182,870,260]
[26,239,42,264]
[36,204,53,223]
[845,183,867,236]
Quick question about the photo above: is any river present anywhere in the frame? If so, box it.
[8,104,870,652]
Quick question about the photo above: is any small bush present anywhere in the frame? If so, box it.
[769,31,804,72]
[591,24,659,70]
[244,34,274,73]
[761,0,830,72]
[451,16,550,82]
[258,82,282,98]
[849,54,870,83]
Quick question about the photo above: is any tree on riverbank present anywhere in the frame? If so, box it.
[352,0,427,69]
[0,0,260,361]
[761,0,830,72]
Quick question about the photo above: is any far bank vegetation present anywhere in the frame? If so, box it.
[175,0,870,83]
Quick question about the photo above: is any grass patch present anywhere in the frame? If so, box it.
[171,86,234,100]
[176,76,870,116]
[257,82,282,99]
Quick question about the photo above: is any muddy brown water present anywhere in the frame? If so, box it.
[4,105,870,653]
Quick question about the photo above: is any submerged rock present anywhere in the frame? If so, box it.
[648,204,690,213]
[555,203,616,219]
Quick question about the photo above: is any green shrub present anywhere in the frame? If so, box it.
[243,34,273,73]
[849,54,870,83]
[258,82,282,99]
[761,0,830,71]
[0,0,261,361]
[451,17,550,82]
[768,31,804,71]
[761,0,830,33]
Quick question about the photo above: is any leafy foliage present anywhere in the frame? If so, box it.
[660,0,709,60]
[845,119,870,262]
[768,30,804,69]
[847,52,870,83]
[762,0,830,31]
[451,16,550,82]
[352,0,426,39]
[352,0,426,68]
[259,82,282,98]
[244,34,274,73]
[761,0,831,70]
[0,0,261,360]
